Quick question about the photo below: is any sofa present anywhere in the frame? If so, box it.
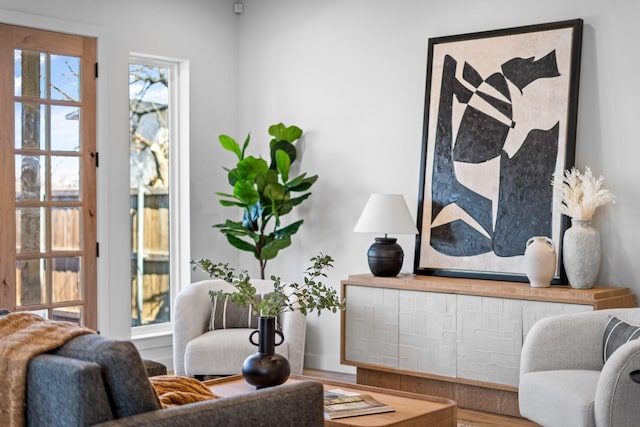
[519,308,640,427]
[25,333,324,427]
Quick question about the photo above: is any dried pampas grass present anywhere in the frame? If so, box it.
[553,166,616,220]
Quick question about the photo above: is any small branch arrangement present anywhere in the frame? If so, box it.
[192,254,345,318]
[553,166,616,220]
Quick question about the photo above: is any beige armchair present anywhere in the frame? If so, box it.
[173,279,306,377]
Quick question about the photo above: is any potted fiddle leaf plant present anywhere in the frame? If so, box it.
[191,253,344,388]
[214,123,317,279]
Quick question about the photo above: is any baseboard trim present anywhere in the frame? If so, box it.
[304,352,356,374]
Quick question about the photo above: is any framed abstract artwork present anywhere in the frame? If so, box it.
[414,19,583,283]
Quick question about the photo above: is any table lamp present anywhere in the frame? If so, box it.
[354,193,418,277]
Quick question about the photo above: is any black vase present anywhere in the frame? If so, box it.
[242,316,290,389]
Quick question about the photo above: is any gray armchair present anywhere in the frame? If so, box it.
[173,279,306,377]
[519,308,640,427]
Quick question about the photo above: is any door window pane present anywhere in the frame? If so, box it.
[16,258,47,306]
[14,49,46,98]
[52,306,81,324]
[50,54,80,102]
[51,156,80,200]
[52,257,80,303]
[52,207,80,251]
[15,155,46,201]
[15,102,46,150]
[51,105,80,151]
[16,207,46,254]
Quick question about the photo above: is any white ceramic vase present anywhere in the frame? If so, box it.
[523,236,556,288]
[562,219,601,289]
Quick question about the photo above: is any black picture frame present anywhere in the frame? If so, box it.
[414,19,583,284]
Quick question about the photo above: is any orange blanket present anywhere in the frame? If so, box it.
[0,312,93,427]
[150,375,220,407]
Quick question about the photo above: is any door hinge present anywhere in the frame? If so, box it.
[91,152,99,167]
[96,242,100,257]
[95,62,98,78]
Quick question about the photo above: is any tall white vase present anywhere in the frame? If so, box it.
[562,219,601,289]
[523,236,556,288]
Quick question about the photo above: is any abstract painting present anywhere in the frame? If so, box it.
[415,19,583,283]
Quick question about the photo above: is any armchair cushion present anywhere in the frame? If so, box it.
[519,369,600,427]
[184,328,290,376]
[603,316,640,362]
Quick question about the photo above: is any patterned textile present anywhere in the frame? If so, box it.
[209,294,266,330]
[150,375,219,407]
[603,315,640,362]
[0,312,93,427]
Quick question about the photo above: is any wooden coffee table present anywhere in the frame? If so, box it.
[204,374,456,427]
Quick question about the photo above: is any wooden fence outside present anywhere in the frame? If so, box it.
[16,194,170,327]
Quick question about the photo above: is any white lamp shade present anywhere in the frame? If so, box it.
[354,193,418,235]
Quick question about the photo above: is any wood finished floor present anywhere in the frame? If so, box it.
[302,368,541,427]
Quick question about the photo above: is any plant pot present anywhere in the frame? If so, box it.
[242,316,290,389]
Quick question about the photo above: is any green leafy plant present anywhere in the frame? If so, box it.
[215,123,318,279]
[192,253,345,318]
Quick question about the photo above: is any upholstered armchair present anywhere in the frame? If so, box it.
[173,279,306,377]
[519,308,640,427]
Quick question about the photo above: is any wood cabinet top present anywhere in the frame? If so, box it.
[342,274,636,308]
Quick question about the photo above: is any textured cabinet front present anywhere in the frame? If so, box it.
[344,283,596,387]
[454,296,591,386]
[522,299,591,342]
[456,295,524,386]
[399,290,457,376]
[344,285,399,368]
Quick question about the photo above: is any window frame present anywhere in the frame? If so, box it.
[129,54,190,338]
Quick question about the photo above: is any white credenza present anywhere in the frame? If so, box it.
[340,274,636,416]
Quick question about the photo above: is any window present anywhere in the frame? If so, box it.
[0,24,97,329]
[129,56,189,333]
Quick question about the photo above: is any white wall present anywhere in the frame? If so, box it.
[2,0,640,374]
[0,0,239,350]
[236,0,640,372]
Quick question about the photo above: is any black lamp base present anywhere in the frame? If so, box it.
[367,237,404,277]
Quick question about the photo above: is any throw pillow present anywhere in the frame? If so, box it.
[603,315,640,362]
[209,294,265,330]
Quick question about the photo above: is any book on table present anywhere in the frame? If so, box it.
[323,389,394,419]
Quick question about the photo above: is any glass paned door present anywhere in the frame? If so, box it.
[0,24,97,330]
